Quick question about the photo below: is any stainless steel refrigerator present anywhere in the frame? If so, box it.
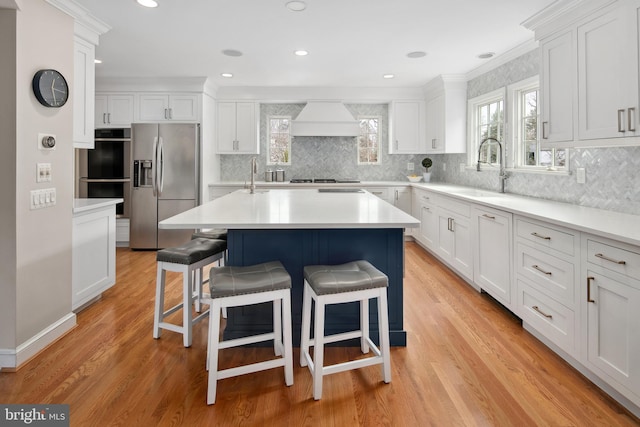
[130,123,200,249]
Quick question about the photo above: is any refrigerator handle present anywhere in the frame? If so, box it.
[157,137,165,196]
[151,136,158,197]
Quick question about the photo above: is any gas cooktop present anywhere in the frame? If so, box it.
[289,178,360,183]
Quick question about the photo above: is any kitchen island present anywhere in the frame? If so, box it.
[159,189,419,345]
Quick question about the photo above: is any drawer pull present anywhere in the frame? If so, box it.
[531,232,551,240]
[587,276,595,303]
[482,214,496,220]
[532,305,553,319]
[594,253,626,265]
[532,264,552,276]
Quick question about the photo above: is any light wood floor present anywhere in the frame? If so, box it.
[1,243,639,426]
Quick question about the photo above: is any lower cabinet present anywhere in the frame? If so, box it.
[72,204,117,311]
[412,188,437,250]
[473,205,513,310]
[435,197,473,281]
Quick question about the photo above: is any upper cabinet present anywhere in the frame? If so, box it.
[389,100,426,154]
[424,75,467,154]
[73,37,95,148]
[525,0,640,148]
[138,93,200,122]
[95,93,134,127]
[216,102,259,154]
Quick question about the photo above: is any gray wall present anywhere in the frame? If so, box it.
[430,50,640,216]
[220,103,425,182]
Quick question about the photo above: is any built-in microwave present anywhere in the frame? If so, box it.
[77,128,131,217]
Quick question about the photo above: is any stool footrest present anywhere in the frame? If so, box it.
[323,354,383,376]
[218,332,276,349]
[217,358,286,381]
[316,330,363,345]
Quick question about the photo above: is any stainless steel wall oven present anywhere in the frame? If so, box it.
[77,128,131,217]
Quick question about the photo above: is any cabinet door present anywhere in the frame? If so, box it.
[235,102,258,153]
[425,94,444,153]
[73,38,95,148]
[474,206,513,308]
[108,95,134,126]
[95,94,109,127]
[139,94,169,121]
[418,201,437,250]
[578,8,630,140]
[450,214,473,281]
[541,30,575,144]
[217,102,237,153]
[586,270,640,394]
[390,101,425,154]
[169,94,198,121]
[392,187,411,213]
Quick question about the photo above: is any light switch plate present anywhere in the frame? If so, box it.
[576,167,586,184]
[407,162,414,171]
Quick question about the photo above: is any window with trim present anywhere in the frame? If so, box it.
[267,116,291,165]
[510,78,566,170]
[468,88,505,167]
[358,116,381,164]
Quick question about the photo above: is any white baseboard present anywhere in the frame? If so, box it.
[0,312,76,370]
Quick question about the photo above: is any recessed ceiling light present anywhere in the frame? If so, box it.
[221,73,233,78]
[136,0,158,8]
[222,49,243,57]
[94,59,102,64]
[294,50,308,56]
[406,51,427,58]
[477,52,495,59]
[383,74,395,79]
[286,1,306,11]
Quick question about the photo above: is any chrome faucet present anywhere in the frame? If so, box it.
[249,157,257,194]
[477,137,507,193]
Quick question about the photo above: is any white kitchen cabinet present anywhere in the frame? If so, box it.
[95,93,134,127]
[435,197,473,281]
[367,187,390,202]
[73,202,117,311]
[389,100,425,154]
[209,185,243,201]
[473,205,513,310]
[424,76,467,154]
[138,93,199,122]
[412,188,438,250]
[391,187,411,213]
[116,218,129,246]
[217,102,259,154]
[583,235,640,407]
[73,37,95,148]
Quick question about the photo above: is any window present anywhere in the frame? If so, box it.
[511,78,566,170]
[467,88,505,167]
[358,116,381,164]
[267,116,291,165]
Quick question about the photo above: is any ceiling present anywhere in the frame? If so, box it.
[75,0,554,89]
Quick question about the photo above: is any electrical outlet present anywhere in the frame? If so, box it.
[407,162,414,171]
[576,167,586,184]
[442,163,447,172]
[37,163,52,182]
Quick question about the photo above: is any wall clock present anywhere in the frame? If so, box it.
[32,69,69,108]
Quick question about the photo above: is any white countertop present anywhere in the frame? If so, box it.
[159,189,419,229]
[73,198,123,214]
[411,183,640,247]
[209,181,410,188]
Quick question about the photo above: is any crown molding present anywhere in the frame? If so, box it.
[46,0,110,44]
[0,0,21,10]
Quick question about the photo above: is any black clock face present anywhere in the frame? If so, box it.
[32,69,69,108]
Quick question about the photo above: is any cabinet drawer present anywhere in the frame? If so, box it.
[413,189,436,206]
[437,196,470,218]
[587,239,640,281]
[518,279,576,355]
[516,218,576,256]
[516,242,576,308]
[367,187,390,202]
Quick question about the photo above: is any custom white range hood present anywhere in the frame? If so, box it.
[291,101,360,137]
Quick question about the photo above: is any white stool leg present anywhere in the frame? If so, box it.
[207,299,222,405]
[378,288,391,383]
[194,267,203,313]
[300,280,311,367]
[281,291,294,386]
[360,298,370,354]
[183,265,193,347]
[153,263,166,339]
[273,298,282,357]
[312,295,325,400]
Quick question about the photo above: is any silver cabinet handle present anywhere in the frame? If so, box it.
[448,218,454,232]
[421,196,430,201]
[103,113,106,124]
[532,305,553,319]
[542,121,548,139]
[587,276,595,303]
[482,214,495,220]
[594,253,626,265]
[618,109,626,133]
[531,232,551,240]
[395,190,399,201]
[532,264,552,276]
[431,138,436,149]
[164,109,169,120]
[628,107,636,132]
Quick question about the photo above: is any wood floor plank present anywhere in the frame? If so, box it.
[1,244,639,426]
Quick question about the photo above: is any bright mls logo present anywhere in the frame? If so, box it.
[0,404,69,426]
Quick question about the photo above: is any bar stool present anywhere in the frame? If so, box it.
[153,238,227,347]
[300,260,391,400]
[191,229,228,315]
[204,261,293,405]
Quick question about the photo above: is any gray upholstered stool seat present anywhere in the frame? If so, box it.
[157,238,227,265]
[303,260,388,295]
[153,238,227,348]
[300,260,391,400]
[192,229,228,240]
[204,260,294,405]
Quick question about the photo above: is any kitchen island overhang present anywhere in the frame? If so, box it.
[159,189,419,346]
